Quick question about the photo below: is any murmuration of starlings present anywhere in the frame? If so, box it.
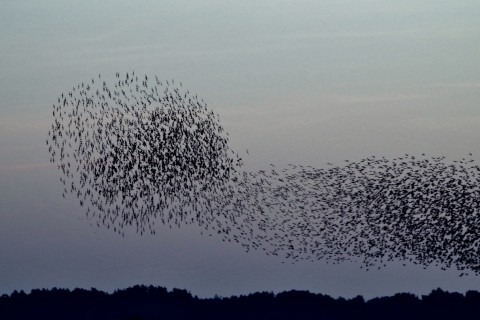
[47,72,480,276]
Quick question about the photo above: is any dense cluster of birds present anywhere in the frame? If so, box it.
[47,73,480,275]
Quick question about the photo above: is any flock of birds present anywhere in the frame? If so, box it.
[47,72,480,275]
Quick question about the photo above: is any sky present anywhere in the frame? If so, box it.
[1,0,480,299]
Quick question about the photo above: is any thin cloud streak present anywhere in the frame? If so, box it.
[0,163,53,172]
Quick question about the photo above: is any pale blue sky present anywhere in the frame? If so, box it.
[1,0,480,298]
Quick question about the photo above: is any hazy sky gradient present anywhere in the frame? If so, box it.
[1,0,480,298]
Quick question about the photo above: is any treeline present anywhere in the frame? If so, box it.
[1,285,479,319]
